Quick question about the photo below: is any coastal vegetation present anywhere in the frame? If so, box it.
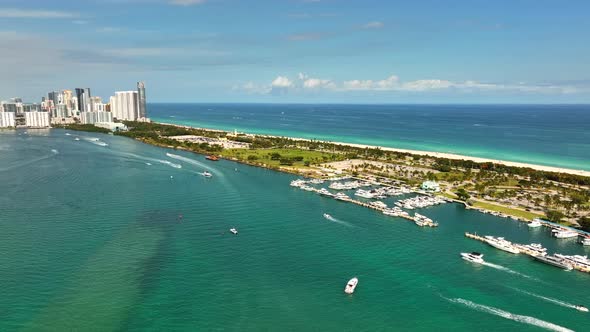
[72,121,590,227]
[61,124,111,134]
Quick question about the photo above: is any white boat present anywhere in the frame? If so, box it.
[528,219,542,228]
[323,213,332,220]
[229,228,238,234]
[334,193,350,201]
[65,133,71,136]
[581,237,590,246]
[575,305,589,312]
[552,229,578,239]
[318,188,334,197]
[202,171,213,177]
[370,201,388,209]
[461,252,484,264]
[514,243,547,256]
[484,236,520,254]
[354,189,374,199]
[74,137,80,141]
[344,277,358,294]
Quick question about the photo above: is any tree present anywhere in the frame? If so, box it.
[546,210,565,223]
[270,152,281,160]
[247,155,258,161]
[578,216,590,232]
[456,188,471,201]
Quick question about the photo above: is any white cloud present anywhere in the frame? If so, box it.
[271,76,294,88]
[169,0,206,5]
[303,78,334,89]
[362,21,384,29]
[343,75,398,90]
[72,20,88,25]
[0,8,78,18]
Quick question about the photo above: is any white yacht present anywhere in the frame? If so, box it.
[552,228,578,239]
[318,188,334,197]
[575,305,589,312]
[484,236,520,254]
[528,219,542,228]
[344,277,358,294]
[581,237,590,246]
[555,254,590,272]
[334,193,350,201]
[461,252,484,264]
[515,243,547,257]
[74,137,80,141]
[354,189,374,199]
[229,228,238,234]
[370,201,388,209]
[323,213,332,220]
[202,171,213,177]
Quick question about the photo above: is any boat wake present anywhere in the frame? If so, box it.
[82,137,108,147]
[323,214,353,227]
[165,153,214,172]
[510,287,581,311]
[482,262,538,281]
[158,160,182,169]
[445,297,574,332]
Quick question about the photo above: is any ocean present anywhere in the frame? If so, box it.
[0,129,588,331]
[150,103,590,171]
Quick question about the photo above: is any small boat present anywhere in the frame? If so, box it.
[74,137,80,141]
[580,237,590,246]
[65,133,71,136]
[528,219,542,228]
[575,305,588,312]
[230,228,238,234]
[202,171,213,177]
[206,155,219,161]
[461,252,484,264]
[344,277,358,294]
[552,229,578,239]
[323,213,332,220]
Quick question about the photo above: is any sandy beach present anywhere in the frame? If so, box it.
[156,121,590,177]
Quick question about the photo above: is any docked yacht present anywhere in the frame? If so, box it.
[514,243,547,257]
[581,237,590,246]
[354,189,375,199]
[344,277,358,294]
[555,254,590,272]
[575,305,589,312]
[318,188,334,197]
[528,219,543,228]
[229,228,238,235]
[533,254,573,270]
[370,201,388,209]
[461,252,484,264]
[484,236,520,254]
[334,192,350,201]
[552,228,578,239]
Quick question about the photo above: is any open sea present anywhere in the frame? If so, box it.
[150,103,590,171]
[1,129,589,331]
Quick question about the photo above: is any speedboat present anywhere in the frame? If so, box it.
[528,219,542,228]
[323,213,332,220]
[74,137,80,141]
[575,305,589,312]
[461,252,484,264]
[229,228,238,234]
[344,277,358,294]
[202,171,213,177]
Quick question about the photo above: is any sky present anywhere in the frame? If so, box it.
[0,0,589,103]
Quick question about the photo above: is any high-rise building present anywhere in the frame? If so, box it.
[80,111,113,124]
[24,112,50,128]
[111,91,138,121]
[0,112,15,127]
[137,81,146,118]
[48,91,60,108]
[75,88,91,112]
[62,90,73,111]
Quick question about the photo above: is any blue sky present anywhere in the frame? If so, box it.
[1,0,589,103]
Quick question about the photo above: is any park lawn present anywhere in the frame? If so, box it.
[472,201,545,221]
[220,148,342,168]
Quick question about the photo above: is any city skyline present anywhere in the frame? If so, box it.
[0,0,589,103]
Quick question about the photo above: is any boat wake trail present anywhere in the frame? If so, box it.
[323,214,353,227]
[82,137,108,147]
[166,153,213,170]
[482,262,538,281]
[510,287,579,310]
[158,160,182,169]
[445,297,574,332]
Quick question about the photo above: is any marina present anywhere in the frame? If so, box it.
[290,178,442,227]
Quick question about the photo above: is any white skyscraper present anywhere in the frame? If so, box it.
[0,112,15,127]
[24,112,50,128]
[111,91,138,121]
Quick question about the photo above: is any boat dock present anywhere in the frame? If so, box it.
[465,232,487,242]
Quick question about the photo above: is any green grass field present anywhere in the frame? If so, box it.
[472,201,545,220]
[220,148,343,168]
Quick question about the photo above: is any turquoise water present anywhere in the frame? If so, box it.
[1,129,589,331]
[150,103,590,171]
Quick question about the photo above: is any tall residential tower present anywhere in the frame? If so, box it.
[137,81,146,119]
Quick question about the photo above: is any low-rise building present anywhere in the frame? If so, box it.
[0,112,16,127]
[24,112,50,128]
[95,122,128,131]
[421,180,441,192]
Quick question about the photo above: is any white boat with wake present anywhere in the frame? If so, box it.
[344,277,358,294]
[201,171,213,177]
[323,213,332,220]
[461,252,484,264]
[575,305,589,312]
[229,228,238,235]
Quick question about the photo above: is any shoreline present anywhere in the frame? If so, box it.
[155,121,590,177]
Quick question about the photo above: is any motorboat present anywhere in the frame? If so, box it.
[74,137,80,141]
[229,228,238,235]
[581,237,590,246]
[461,252,484,264]
[344,277,358,294]
[202,171,213,177]
[533,254,573,270]
[528,219,542,228]
[575,305,589,312]
[484,236,520,254]
[552,228,578,239]
[323,213,332,220]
